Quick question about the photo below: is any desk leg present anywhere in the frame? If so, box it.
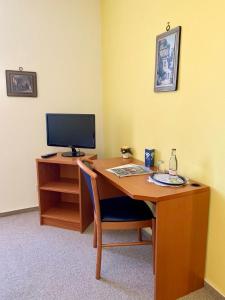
[154,191,209,300]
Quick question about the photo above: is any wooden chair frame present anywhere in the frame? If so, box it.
[77,159,155,279]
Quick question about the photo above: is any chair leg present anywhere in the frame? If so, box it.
[152,219,156,275]
[137,228,142,241]
[93,219,97,248]
[96,224,102,280]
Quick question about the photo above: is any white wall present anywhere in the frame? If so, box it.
[0,0,103,213]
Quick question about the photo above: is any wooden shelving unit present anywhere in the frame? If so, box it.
[36,153,96,232]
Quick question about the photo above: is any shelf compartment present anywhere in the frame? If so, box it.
[42,202,79,222]
[37,163,79,187]
[41,202,80,231]
[40,178,79,194]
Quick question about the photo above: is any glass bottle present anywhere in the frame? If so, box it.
[169,149,178,176]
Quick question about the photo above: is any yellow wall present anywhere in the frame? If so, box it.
[101,0,225,295]
[0,0,103,213]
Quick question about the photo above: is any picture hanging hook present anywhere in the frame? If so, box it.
[19,67,23,71]
[166,22,170,31]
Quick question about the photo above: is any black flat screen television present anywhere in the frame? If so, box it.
[46,113,95,157]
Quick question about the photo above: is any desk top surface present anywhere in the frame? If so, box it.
[36,153,97,165]
[93,157,209,202]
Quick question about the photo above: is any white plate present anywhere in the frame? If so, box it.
[151,173,186,186]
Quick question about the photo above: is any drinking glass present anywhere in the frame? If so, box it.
[156,160,165,173]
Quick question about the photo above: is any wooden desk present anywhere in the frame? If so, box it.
[92,157,210,300]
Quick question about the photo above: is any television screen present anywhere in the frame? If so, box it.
[46,113,95,157]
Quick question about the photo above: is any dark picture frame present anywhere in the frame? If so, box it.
[154,26,181,92]
[6,70,37,97]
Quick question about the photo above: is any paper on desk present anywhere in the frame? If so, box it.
[107,164,153,177]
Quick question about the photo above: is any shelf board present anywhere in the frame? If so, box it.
[40,178,79,194]
[42,203,80,223]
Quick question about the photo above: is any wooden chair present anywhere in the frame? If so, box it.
[77,159,155,279]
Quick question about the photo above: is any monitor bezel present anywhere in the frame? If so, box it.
[46,113,96,149]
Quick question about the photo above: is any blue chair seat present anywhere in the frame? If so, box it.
[100,196,153,222]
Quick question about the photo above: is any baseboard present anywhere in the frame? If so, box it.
[0,206,38,217]
[143,227,152,236]
[205,281,225,299]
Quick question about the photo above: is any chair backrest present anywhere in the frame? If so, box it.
[77,159,101,221]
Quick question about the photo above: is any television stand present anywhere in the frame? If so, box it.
[36,152,97,231]
[62,147,85,157]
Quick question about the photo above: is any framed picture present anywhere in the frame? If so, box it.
[154,26,181,92]
[6,70,37,97]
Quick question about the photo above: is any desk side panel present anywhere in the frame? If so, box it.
[97,175,126,200]
[154,190,210,300]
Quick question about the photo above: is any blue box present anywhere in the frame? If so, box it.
[145,148,155,168]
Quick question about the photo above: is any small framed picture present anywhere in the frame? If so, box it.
[154,26,181,92]
[6,70,37,97]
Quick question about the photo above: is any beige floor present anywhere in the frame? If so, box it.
[0,211,224,300]
[180,285,224,300]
